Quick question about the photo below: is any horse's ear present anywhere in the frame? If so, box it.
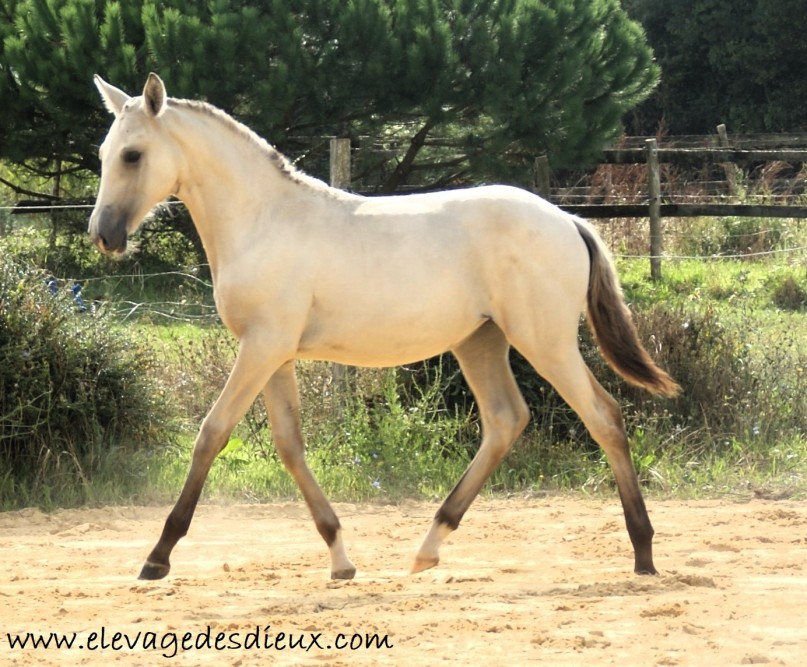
[94,75,130,116]
[143,72,167,117]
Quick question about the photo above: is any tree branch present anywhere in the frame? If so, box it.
[379,118,438,193]
[0,176,60,201]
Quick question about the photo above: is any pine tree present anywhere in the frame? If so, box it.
[0,0,146,173]
[1,0,659,190]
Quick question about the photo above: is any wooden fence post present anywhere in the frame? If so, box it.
[716,123,738,196]
[329,138,353,415]
[533,155,551,200]
[645,138,663,281]
[330,137,351,191]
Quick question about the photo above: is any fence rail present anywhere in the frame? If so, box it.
[600,147,807,165]
[549,129,807,279]
[5,129,806,281]
[560,203,807,219]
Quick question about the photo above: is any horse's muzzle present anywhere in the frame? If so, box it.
[89,205,129,254]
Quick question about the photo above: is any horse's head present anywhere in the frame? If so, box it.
[89,73,180,254]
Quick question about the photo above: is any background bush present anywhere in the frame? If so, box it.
[406,296,806,461]
[1,213,803,507]
[1,207,205,292]
[0,252,175,506]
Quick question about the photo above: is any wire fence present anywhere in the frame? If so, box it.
[0,200,189,212]
[614,245,807,261]
[2,142,805,326]
[18,238,806,328]
[113,299,219,322]
[0,203,94,211]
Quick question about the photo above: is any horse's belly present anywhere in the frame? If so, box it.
[296,311,485,367]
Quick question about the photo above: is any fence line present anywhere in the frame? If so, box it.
[114,300,219,322]
[615,244,807,262]
[0,202,94,212]
[600,147,807,165]
[1,200,188,213]
[4,130,805,285]
[548,129,807,280]
[560,203,807,219]
[77,268,212,287]
[5,240,803,328]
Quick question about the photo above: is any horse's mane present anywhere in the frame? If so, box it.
[167,98,331,193]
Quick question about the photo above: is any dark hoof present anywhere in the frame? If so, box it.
[635,565,658,576]
[138,560,170,580]
[331,566,356,580]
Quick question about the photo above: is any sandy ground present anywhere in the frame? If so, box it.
[1,496,805,666]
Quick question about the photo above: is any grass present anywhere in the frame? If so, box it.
[613,253,806,499]
[1,220,806,509]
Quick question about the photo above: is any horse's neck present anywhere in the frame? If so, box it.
[169,108,300,272]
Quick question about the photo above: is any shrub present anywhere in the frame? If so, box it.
[625,305,757,436]
[0,207,207,307]
[770,273,806,311]
[303,367,475,499]
[404,299,805,462]
[0,253,174,505]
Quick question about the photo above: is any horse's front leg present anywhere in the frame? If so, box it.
[139,336,287,580]
[263,361,356,579]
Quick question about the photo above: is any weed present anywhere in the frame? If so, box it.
[770,274,806,311]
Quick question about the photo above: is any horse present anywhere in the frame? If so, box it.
[89,73,680,581]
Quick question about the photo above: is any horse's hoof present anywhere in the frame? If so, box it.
[410,556,439,574]
[138,560,170,580]
[634,561,658,576]
[331,566,356,580]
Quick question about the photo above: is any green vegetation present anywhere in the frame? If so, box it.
[624,0,807,133]
[2,217,803,510]
[0,251,177,508]
[1,0,657,189]
[2,0,805,512]
[612,257,806,497]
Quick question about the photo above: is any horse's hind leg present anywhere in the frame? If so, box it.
[263,361,356,580]
[413,321,529,573]
[139,337,285,580]
[517,343,657,574]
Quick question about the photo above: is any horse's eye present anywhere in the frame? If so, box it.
[123,150,142,165]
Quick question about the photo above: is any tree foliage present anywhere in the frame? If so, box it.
[1,0,658,191]
[624,0,807,134]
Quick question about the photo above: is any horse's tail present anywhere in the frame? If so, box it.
[573,218,681,398]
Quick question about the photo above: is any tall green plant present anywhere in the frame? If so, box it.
[0,253,175,505]
[624,0,807,133]
[1,0,658,189]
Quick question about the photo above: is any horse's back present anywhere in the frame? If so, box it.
[346,184,584,260]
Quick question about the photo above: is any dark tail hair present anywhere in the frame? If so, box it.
[574,219,680,397]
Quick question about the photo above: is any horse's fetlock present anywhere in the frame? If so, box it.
[163,511,191,541]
